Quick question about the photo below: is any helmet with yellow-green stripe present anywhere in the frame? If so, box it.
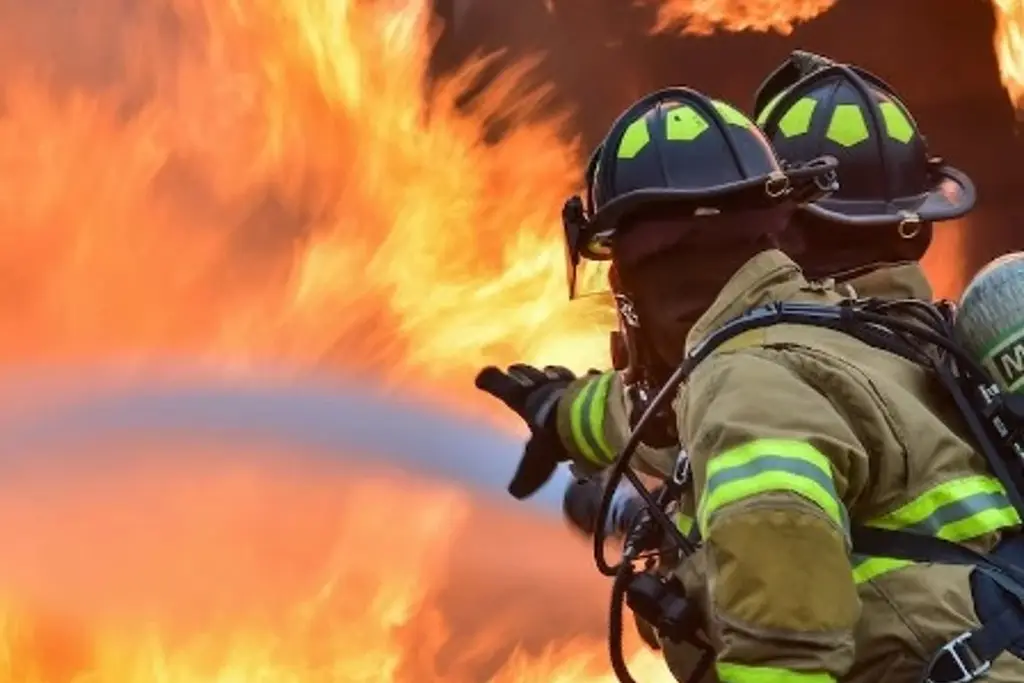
[753,51,975,231]
[561,86,838,299]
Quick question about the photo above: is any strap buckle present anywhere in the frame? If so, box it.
[672,452,691,487]
[926,631,992,683]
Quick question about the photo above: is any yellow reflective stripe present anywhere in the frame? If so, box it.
[699,439,845,533]
[852,475,1020,583]
[586,373,614,462]
[717,662,836,683]
[869,475,1021,540]
[851,556,913,584]
[568,374,615,466]
[674,511,695,536]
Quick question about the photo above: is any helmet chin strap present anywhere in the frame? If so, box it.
[613,292,645,385]
[612,292,680,448]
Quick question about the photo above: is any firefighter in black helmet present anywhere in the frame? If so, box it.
[474,87,840,682]
[474,87,836,500]
[753,50,977,300]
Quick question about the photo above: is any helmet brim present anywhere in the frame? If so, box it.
[581,156,838,260]
[801,164,976,226]
[582,177,774,260]
[798,164,974,227]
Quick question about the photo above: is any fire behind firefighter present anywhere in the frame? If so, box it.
[475,83,1024,682]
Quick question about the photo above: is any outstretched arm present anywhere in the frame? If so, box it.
[556,370,680,478]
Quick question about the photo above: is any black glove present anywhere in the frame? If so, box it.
[562,476,603,536]
[475,363,575,499]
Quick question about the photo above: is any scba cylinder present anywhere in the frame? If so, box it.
[956,252,1024,393]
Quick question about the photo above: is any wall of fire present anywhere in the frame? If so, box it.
[431,0,1023,288]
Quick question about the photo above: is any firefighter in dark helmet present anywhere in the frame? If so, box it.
[476,82,1024,683]
[754,50,976,301]
[475,88,835,502]
[478,85,829,681]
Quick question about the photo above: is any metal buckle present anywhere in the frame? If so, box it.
[926,631,991,683]
[672,452,691,487]
[764,171,790,198]
[897,211,922,239]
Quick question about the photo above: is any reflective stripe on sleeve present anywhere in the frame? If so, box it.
[717,662,836,683]
[869,475,1020,540]
[851,556,913,584]
[852,475,1020,584]
[698,439,846,533]
[568,373,615,466]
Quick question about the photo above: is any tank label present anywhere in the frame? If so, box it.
[985,327,1024,392]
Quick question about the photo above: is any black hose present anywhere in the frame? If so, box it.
[609,563,643,683]
[593,394,695,575]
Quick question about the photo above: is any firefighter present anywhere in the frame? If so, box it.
[477,84,1024,682]
[753,50,975,302]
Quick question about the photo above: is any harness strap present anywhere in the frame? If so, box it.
[853,526,1024,682]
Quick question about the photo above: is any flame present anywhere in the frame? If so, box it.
[0,0,614,381]
[0,449,673,682]
[641,0,1024,124]
[992,0,1024,112]
[0,0,652,680]
[640,0,837,35]
[0,0,1008,678]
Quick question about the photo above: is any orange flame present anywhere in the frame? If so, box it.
[0,0,641,680]
[0,450,674,682]
[992,0,1024,112]
[0,0,614,381]
[640,0,837,35]
[643,0,1024,126]
[0,0,1012,678]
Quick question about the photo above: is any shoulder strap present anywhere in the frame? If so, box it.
[704,319,857,359]
[852,524,1024,675]
[852,525,1024,599]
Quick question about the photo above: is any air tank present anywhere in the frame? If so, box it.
[955,252,1024,393]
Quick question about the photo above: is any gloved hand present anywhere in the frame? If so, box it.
[475,363,575,499]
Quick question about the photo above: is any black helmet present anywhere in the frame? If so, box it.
[754,51,976,229]
[562,86,837,298]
